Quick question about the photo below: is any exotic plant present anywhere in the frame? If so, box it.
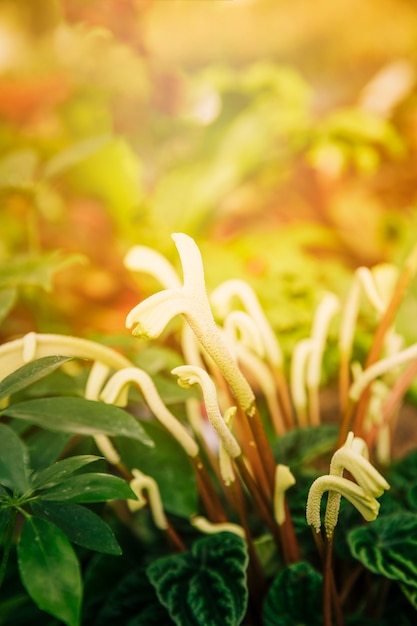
[1,233,417,625]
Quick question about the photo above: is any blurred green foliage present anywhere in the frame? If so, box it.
[1,0,417,348]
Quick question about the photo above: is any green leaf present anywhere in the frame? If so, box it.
[43,134,113,179]
[39,472,136,503]
[31,455,103,490]
[262,561,323,626]
[31,501,122,555]
[147,532,248,626]
[115,420,197,517]
[0,507,10,537]
[0,287,17,325]
[0,423,30,493]
[17,516,82,626]
[1,396,154,446]
[0,251,85,292]
[26,430,72,471]
[348,512,417,588]
[273,424,338,469]
[0,356,72,401]
[400,582,417,610]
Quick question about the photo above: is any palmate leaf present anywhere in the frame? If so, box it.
[0,355,73,401]
[31,501,122,556]
[17,516,82,626]
[31,455,103,490]
[348,512,417,588]
[262,561,323,626]
[0,423,30,493]
[38,472,136,503]
[147,532,248,626]
[1,396,153,446]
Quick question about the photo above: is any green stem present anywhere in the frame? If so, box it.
[0,509,17,590]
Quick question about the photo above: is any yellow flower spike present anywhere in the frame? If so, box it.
[223,310,265,359]
[273,464,296,525]
[126,234,256,415]
[172,365,241,459]
[224,338,285,435]
[349,340,417,403]
[339,265,397,360]
[307,474,381,538]
[100,367,199,458]
[290,338,314,427]
[210,278,283,368]
[190,515,245,539]
[124,245,182,289]
[306,293,340,426]
[219,406,237,486]
[129,469,168,530]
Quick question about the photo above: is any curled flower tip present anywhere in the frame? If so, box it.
[190,515,245,539]
[330,432,390,497]
[273,464,296,525]
[124,245,182,289]
[172,365,241,459]
[126,288,187,339]
[307,474,380,537]
[129,468,168,530]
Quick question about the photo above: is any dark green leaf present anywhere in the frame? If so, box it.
[0,423,30,493]
[17,516,82,626]
[0,508,10,537]
[1,396,154,446]
[348,512,417,588]
[400,582,417,610]
[39,472,136,503]
[31,501,122,555]
[262,561,323,626]
[147,532,248,626]
[31,455,103,490]
[272,424,338,469]
[115,420,197,517]
[26,430,72,471]
[0,356,72,401]
[93,567,173,626]
[406,484,417,511]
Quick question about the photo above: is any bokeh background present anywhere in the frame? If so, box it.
[2,0,417,352]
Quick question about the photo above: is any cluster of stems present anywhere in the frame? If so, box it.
[2,233,417,624]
